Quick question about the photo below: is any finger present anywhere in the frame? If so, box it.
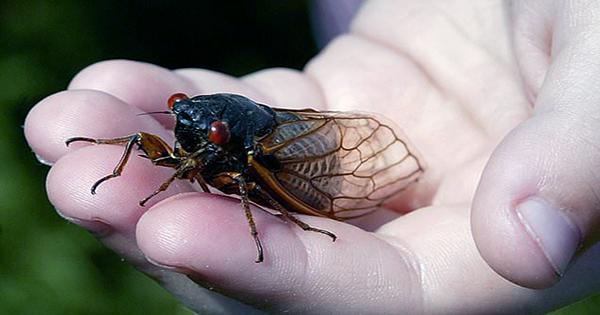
[47,145,193,234]
[47,146,255,314]
[137,194,423,314]
[46,145,192,292]
[68,59,198,127]
[24,89,170,164]
[138,196,600,314]
[351,0,530,137]
[380,205,600,314]
[175,68,271,104]
[472,1,600,288]
[510,0,552,102]
[241,68,326,110]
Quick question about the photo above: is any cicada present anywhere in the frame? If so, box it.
[66,93,424,262]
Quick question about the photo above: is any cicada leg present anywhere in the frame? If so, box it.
[193,174,211,193]
[65,132,178,195]
[252,185,337,242]
[140,159,210,206]
[139,172,178,206]
[67,134,142,194]
[236,176,264,263]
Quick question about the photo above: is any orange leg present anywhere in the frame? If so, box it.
[67,134,144,194]
[139,172,178,206]
[66,132,180,195]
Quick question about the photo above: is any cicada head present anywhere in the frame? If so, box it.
[167,93,232,154]
[168,93,276,158]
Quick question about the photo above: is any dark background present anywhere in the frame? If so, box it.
[0,0,597,314]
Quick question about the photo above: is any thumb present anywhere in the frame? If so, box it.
[472,4,600,289]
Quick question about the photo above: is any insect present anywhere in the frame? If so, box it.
[66,93,424,263]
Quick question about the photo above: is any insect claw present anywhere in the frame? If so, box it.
[138,192,157,207]
[305,226,337,242]
[90,181,99,194]
[327,232,337,242]
[138,173,178,207]
[90,174,114,195]
[65,137,97,147]
[252,232,264,263]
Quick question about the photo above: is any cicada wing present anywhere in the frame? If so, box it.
[258,109,424,220]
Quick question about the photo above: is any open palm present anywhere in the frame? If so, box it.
[25,1,600,314]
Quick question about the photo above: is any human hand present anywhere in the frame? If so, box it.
[24,0,600,314]
[471,0,600,292]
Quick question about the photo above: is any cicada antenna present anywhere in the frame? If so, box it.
[136,111,174,116]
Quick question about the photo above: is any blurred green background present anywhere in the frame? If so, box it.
[0,1,598,314]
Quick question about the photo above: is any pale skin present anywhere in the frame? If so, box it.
[24,1,600,314]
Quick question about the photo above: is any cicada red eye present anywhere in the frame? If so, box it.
[167,93,189,110]
[208,120,231,145]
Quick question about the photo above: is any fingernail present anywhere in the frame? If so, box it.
[516,197,581,277]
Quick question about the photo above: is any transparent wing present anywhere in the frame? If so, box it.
[258,109,424,219]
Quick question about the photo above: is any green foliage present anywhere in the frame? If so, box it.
[552,294,600,315]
